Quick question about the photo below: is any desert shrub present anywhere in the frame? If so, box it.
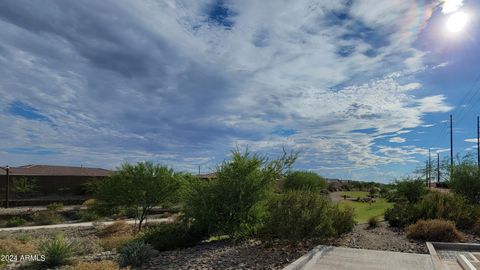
[46,202,64,211]
[99,235,135,251]
[406,219,464,242]
[384,202,419,228]
[97,221,134,238]
[393,179,427,203]
[77,209,100,221]
[260,190,335,240]
[6,216,27,227]
[36,234,78,268]
[450,162,480,204]
[183,148,297,239]
[118,240,158,267]
[73,236,103,255]
[284,171,327,192]
[141,222,202,251]
[415,192,477,229]
[368,216,379,228]
[331,205,356,235]
[63,260,130,270]
[32,210,63,225]
[82,198,120,217]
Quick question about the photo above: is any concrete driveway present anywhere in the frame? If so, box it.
[284,245,434,270]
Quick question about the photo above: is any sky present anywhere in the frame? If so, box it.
[1,0,480,182]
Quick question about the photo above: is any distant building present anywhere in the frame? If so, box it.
[196,172,217,181]
[0,165,112,198]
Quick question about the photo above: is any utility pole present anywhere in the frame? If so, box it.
[198,165,201,175]
[450,114,454,179]
[437,152,440,182]
[425,160,429,187]
[428,148,432,187]
[477,116,479,170]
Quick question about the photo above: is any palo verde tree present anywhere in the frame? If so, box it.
[93,162,182,230]
[183,147,297,239]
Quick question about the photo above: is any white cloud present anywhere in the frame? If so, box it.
[389,137,406,143]
[0,0,451,181]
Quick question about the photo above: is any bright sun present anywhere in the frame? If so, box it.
[446,12,468,33]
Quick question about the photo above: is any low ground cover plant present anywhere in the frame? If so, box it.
[6,216,27,227]
[118,240,158,267]
[32,210,64,225]
[406,219,464,242]
[368,216,378,229]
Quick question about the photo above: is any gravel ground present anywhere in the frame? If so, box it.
[141,239,320,270]
[328,222,429,254]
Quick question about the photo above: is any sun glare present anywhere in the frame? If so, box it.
[446,11,468,33]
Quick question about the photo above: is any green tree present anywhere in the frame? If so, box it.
[450,159,480,204]
[12,177,37,198]
[284,171,327,192]
[393,178,427,203]
[93,162,182,230]
[183,148,297,239]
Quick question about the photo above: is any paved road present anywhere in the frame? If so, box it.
[284,246,434,270]
[0,218,171,232]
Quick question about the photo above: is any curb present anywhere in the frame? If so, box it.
[282,245,330,270]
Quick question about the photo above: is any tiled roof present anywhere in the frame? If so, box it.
[0,165,112,177]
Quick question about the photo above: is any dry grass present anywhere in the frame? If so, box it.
[96,221,134,238]
[99,235,135,251]
[406,219,465,242]
[0,238,36,254]
[63,260,131,270]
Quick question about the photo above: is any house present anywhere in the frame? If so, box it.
[0,165,112,199]
[196,172,217,181]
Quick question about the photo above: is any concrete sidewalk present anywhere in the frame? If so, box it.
[284,246,434,270]
[0,218,171,232]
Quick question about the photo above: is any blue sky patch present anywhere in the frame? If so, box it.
[8,101,51,122]
[207,1,235,28]
[271,128,297,137]
[4,147,60,155]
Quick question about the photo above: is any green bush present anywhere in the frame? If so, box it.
[118,240,158,267]
[384,202,418,228]
[77,209,100,221]
[32,211,63,225]
[6,217,27,227]
[393,179,427,203]
[406,219,464,242]
[36,234,77,268]
[450,162,480,204]
[260,190,335,240]
[284,171,327,192]
[415,192,477,229]
[331,205,356,235]
[385,192,477,229]
[141,222,203,251]
[183,149,296,239]
[46,202,64,211]
[368,216,378,228]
